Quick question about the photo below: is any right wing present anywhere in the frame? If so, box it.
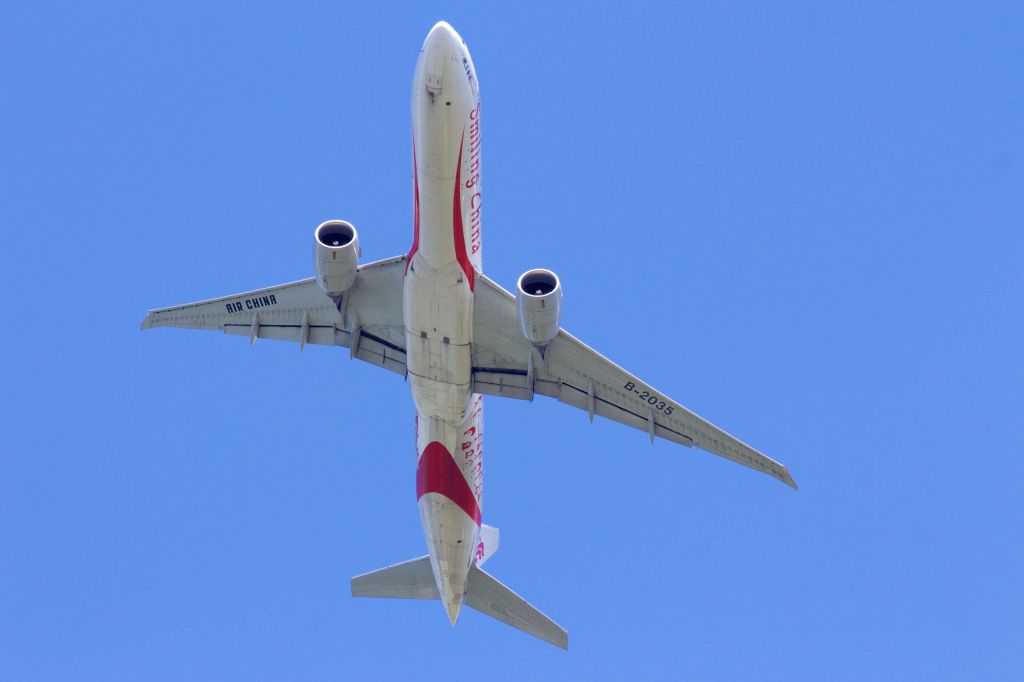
[472,273,796,488]
[141,255,408,375]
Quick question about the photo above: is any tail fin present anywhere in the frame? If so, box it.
[351,556,438,599]
[476,524,499,567]
[466,565,568,650]
[350,537,568,650]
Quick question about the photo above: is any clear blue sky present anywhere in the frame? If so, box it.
[3,2,1022,680]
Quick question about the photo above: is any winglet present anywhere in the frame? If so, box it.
[140,313,154,330]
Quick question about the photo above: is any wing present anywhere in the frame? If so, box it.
[141,255,407,375]
[471,273,796,489]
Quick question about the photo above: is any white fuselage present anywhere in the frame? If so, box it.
[404,22,484,625]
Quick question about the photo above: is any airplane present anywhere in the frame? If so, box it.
[140,20,796,650]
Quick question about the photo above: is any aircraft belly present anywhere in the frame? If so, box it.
[404,260,472,422]
[407,50,478,422]
[406,19,490,629]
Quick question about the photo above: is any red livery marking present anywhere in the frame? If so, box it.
[452,133,475,291]
[406,137,420,274]
[465,103,482,261]
[416,441,481,525]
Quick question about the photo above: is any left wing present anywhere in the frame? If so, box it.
[471,273,796,488]
[141,255,407,375]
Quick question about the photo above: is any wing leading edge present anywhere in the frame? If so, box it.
[471,273,796,489]
[141,255,408,375]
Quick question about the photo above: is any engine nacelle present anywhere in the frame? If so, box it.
[516,269,562,346]
[313,220,360,297]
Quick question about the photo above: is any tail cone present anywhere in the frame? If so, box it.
[444,594,463,626]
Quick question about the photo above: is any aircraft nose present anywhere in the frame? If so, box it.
[420,21,464,96]
[423,20,462,53]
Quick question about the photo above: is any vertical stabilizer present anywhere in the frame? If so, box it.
[476,524,499,567]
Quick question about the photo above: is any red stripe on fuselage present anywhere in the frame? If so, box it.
[406,139,420,274]
[416,441,481,525]
[452,134,475,291]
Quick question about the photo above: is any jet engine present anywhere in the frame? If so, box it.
[516,268,562,346]
[313,219,360,297]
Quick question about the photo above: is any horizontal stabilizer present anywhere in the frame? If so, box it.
[351,556,439,599]
[466,565,568,650]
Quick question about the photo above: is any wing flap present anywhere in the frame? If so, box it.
[354,331,408,375]
[472,369,533,400]
[223,322,339,346]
